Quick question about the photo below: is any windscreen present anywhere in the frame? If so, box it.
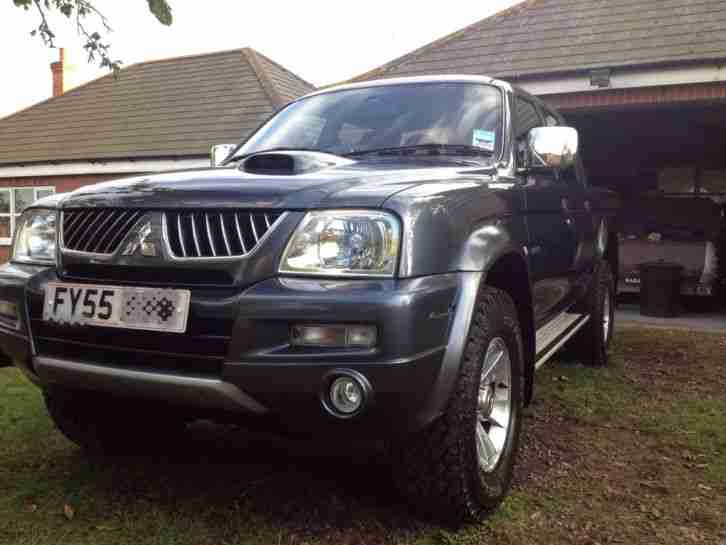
[234,82,503,159]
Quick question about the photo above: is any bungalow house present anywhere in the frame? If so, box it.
[0,47,314,260]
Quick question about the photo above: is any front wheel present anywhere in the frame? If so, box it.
[392,285,524,524]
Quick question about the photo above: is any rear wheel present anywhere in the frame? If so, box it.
[570,260,615,367]
[44,388,188,455]
[715,221,726,308]
[393,285,524,524]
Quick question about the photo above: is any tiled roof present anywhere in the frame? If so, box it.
[247,49,315,105]
[354,0,726,82]
[0,48,314,166]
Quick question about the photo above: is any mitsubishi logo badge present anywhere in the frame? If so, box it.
[122,221,157,257]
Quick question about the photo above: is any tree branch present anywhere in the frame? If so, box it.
[73,1,121,74]
[15,0,172,75]
[31,0,55,46]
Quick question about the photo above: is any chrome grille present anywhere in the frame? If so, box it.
[164,211,283,258]
[62,209,144,255]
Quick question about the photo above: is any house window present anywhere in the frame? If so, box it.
[0,186,55,245]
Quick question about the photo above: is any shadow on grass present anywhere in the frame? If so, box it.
[48,423,427,540]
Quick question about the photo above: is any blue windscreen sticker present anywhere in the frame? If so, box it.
[472,129,495,151]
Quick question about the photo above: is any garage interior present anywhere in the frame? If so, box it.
[563,97,726,318]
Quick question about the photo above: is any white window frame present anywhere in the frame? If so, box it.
[0,186,56,246]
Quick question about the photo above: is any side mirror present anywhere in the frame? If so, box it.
[526,126,579,170]
[210,144,237,167]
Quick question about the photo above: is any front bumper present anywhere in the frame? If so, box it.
[0,263,41,373]
[1,264,465,437]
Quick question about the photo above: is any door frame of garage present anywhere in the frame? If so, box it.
[544,81,726,112]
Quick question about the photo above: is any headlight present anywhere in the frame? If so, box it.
[279,210,400,277]
[12,209,57,264]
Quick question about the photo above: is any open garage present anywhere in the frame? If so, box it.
[549,82,726,309]
[354,0,726,317]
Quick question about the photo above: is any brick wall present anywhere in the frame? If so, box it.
[0,172,140,262]
[544,81,726,112]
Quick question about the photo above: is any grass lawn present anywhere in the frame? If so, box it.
[1,327,725,545]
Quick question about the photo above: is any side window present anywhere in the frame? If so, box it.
[515,98,542,141]
[514,97,542,167]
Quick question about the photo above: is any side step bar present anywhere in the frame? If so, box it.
[534,312,590,370]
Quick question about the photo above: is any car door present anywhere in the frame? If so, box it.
[515,97,580,326]
[543,109,598,301]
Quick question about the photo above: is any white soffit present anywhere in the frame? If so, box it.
[517,63,726,96]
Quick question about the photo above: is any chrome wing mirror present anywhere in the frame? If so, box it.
[210,144,237,167]
[526,127,579,170]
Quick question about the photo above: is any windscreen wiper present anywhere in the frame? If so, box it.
[345,144,494,158]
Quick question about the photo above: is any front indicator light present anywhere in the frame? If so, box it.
[345,325,377,347]
[291,324,377,349]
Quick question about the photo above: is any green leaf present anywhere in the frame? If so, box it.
[146,0,173,25]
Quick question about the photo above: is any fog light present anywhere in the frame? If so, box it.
[329,376,363,414]
[291,324,377,348]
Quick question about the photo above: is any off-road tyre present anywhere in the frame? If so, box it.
[569,259,615,367]
[392,285,524,525]
[44,388,187,455]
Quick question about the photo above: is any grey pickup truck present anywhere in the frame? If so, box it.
[0,76,619,523]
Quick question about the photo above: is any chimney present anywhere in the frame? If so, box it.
[50,48,65,97]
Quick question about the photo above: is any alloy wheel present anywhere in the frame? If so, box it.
[603,287,611,343]
[476,337,512,473]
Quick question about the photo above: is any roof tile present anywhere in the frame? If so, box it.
[0,48,314,165]
[354,0,726,82]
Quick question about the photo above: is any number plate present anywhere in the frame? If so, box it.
[43,282,191,333]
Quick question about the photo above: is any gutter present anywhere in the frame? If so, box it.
[510,60,726,97]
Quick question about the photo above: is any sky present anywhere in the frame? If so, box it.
[0,0,521,119]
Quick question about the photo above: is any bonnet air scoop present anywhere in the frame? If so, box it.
[241,150,353,176]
